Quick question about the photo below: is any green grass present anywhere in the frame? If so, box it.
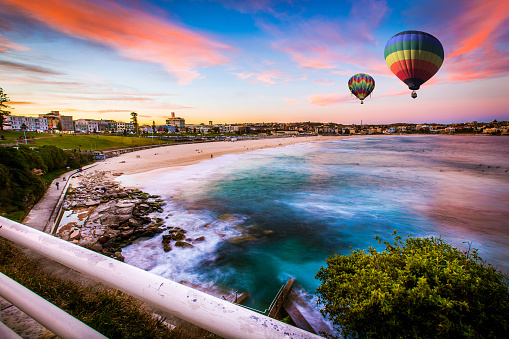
[0,131,169,150]
[0,238,210,338]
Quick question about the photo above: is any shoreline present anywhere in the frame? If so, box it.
[92,135,347,176]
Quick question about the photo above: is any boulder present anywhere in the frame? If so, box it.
[89,243,104,252]
[170,232,186,241]
[218,213,235,221]
[228,234,257,245]
[175,241,194,249]
[193,236,205,243]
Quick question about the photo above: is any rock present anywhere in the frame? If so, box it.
[100,214,131,228]
[193,236,205,243]
[228,234,257,244]
[203,223,211,228]
[218,213,235,221]
[98,235,111,244]
[263,230,275,235]
[163,243,172,252]
[117,192,128,198]
[85,200,100,206]
[90,243,104,252]
[69,228,80,240]
[127,218,141,227]
[170,232,186,241]
[119,229,134,238]
[175,241,194,249]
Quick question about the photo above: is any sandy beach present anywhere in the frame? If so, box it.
[93,135,346,175]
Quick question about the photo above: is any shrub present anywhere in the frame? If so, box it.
[316,232,509,338]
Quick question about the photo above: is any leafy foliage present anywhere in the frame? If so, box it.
[0,145,92,220]
[0,87,12,131]
[316,232,509,338]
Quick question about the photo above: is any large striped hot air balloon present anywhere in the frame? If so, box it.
[384,30,444,99]
[348,73,375,104]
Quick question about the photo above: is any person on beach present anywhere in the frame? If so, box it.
[55,182,59,190]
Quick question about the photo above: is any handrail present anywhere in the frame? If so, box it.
[0,272,107,339]
[0,217,322,339]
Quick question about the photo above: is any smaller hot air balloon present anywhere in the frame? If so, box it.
[348,73,375,104]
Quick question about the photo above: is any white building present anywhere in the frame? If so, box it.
[5,115,48,132]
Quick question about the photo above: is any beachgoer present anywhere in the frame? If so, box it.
[63,177,66,181]
[55,182,59,190]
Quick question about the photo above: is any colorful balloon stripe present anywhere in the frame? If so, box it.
[348,73,375,102]
[384,41,444,60]
[384,30,444,91]
[385,50,443,70]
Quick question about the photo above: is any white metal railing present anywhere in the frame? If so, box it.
[0,217,322,339]
[0,272,107,339]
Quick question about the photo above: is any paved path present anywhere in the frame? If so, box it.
[2,164,97,338]
[23,164,96,233]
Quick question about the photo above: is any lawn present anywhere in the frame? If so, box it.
[0,131,169,150]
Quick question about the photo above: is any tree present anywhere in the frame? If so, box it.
[316,232,509,338]
[0,87,12,131]
[130,112,139,136]
[56,121,62,131]
[21,123,27,144]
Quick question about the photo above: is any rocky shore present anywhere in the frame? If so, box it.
[58,171,177,261]
[57,171,278,261]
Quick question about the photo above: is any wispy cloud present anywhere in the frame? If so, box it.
[308,93,354,106]
[285,98,297,104]
[8,101,34,105]
[0,60,62,75]
[401,0,509,83]
[235,69,297,85]
[263,1,390,76]
[0,36,29,52]
[3,0,232,84]
[313,79,335,85]
[444,0,509,82]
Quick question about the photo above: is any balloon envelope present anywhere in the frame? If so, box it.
[348,73,375,103]
[384,30,444,91]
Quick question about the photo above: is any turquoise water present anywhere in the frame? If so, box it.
[122,135,509,315]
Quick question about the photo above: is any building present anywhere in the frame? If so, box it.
[166,112,185,130]
[5,115,48,132]
[39,111,74,132]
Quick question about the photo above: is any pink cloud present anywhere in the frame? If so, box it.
[308,93,354,106]
[285,98,297,104]
[313,79,335,85]
[3,0,232,84]
[268,1,391,76]
[440,0,509,82]
[235,69,296,85]
[0,36,29,52]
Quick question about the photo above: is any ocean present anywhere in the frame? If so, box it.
[119,135,509,320]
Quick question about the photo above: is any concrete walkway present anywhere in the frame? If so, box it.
[1,164,97,338]
[23,164,96,233]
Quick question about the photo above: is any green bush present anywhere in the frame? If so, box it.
[316,232,509,338]
[0,146,93,220]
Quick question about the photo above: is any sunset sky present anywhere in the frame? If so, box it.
[0,0,508,125]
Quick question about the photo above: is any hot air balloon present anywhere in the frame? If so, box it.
[384,30,444,99]
[348,73,375,104]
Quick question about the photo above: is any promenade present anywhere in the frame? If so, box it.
[2,164,96,338]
